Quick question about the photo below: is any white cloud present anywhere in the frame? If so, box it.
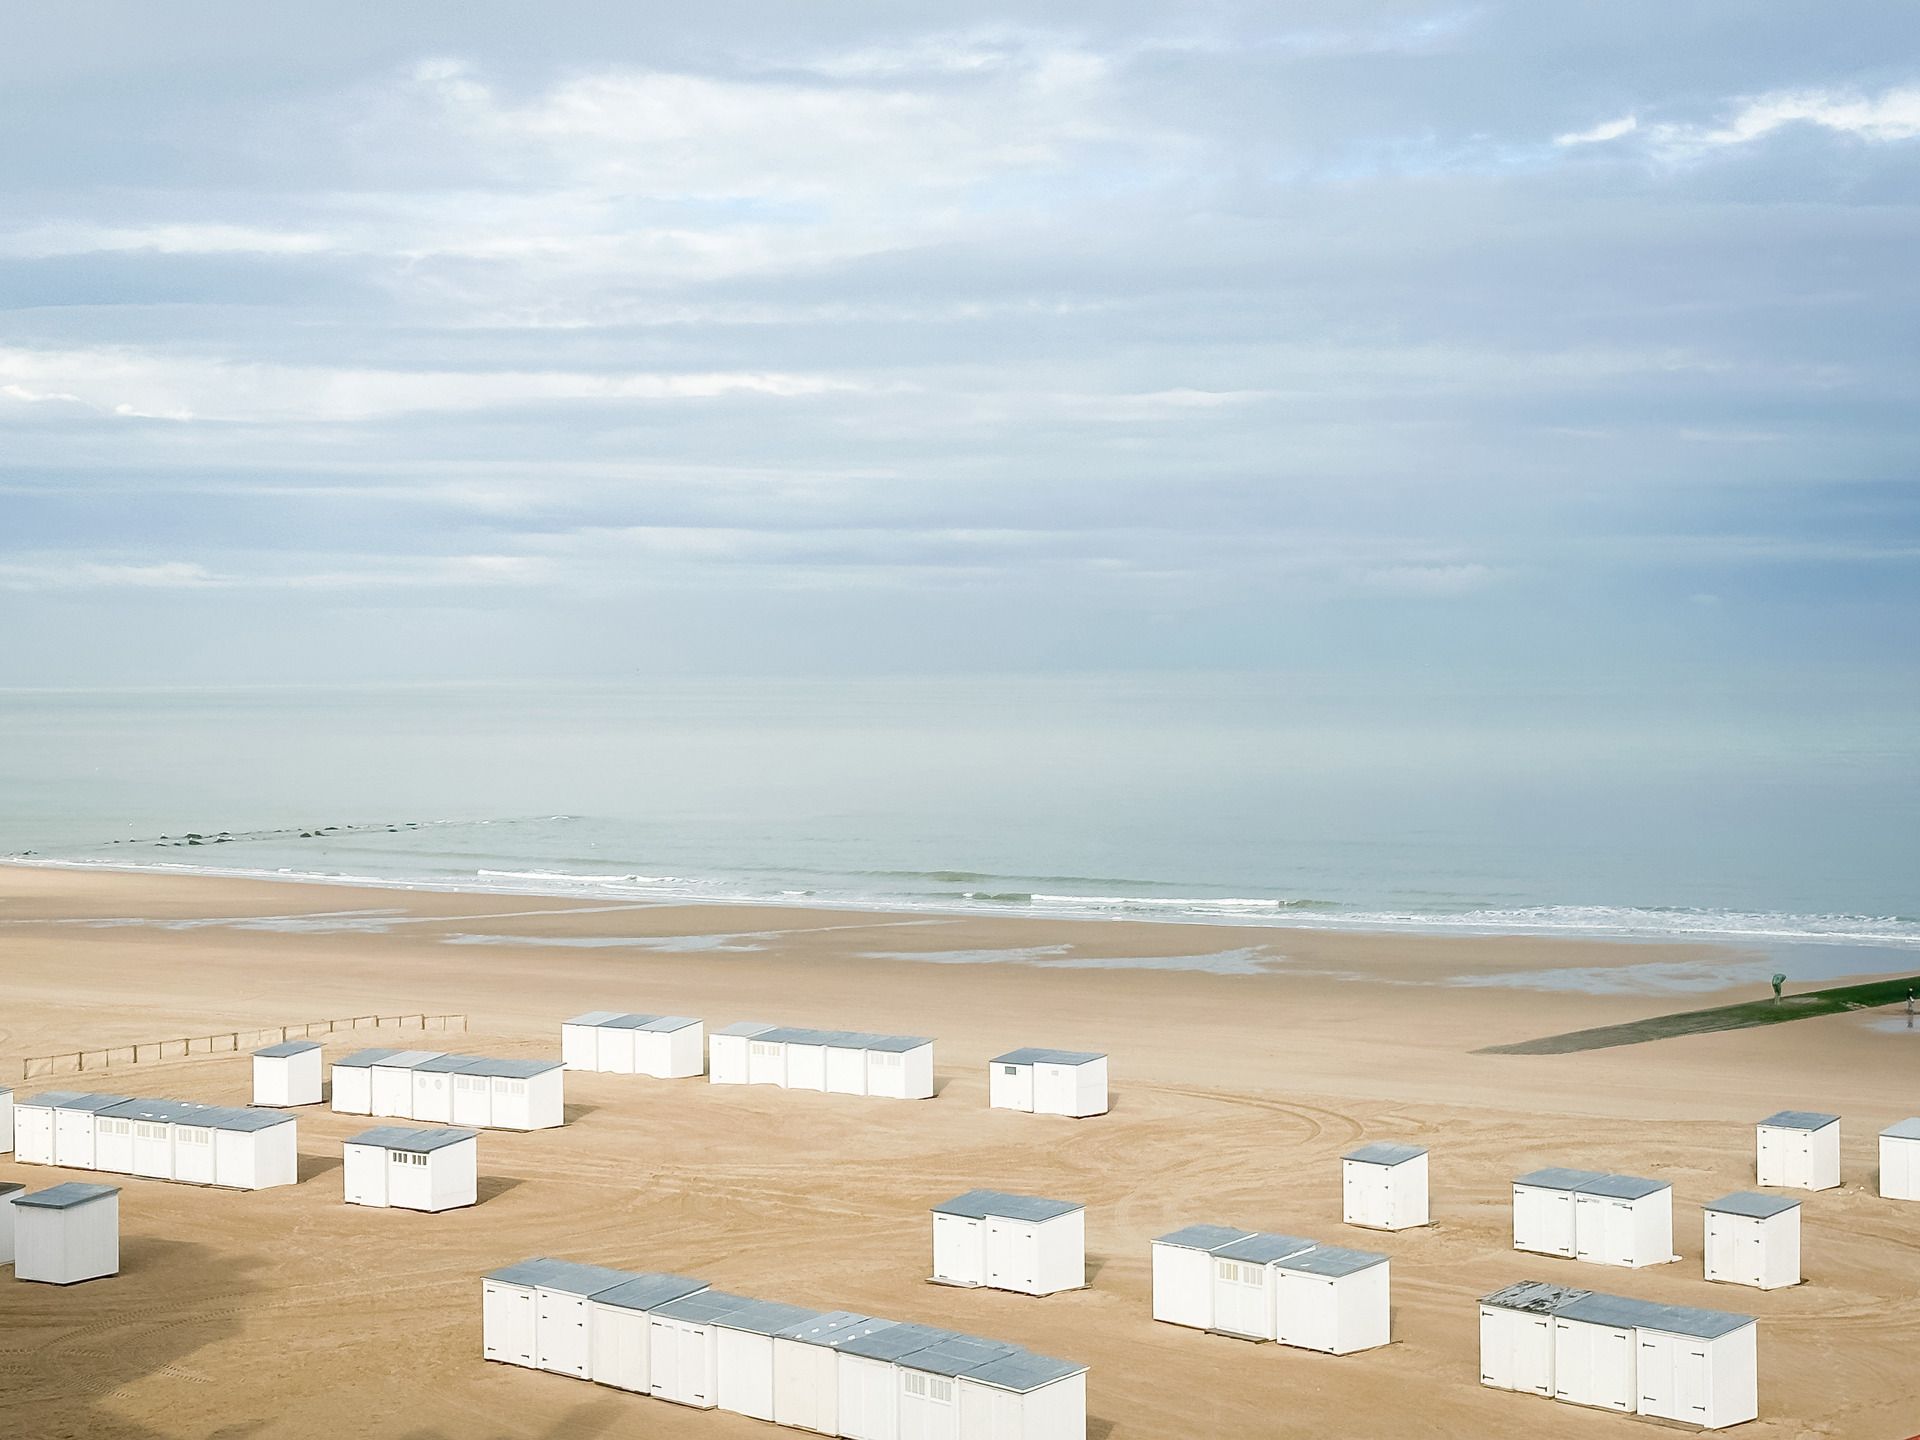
[1555,114,1638,147]
[1356,562,1499,596]
[1561,85,1920,159]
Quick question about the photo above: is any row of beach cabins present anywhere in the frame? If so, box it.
[3,1020,1919,1433]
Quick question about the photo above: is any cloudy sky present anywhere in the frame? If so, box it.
[3,1,1916,686]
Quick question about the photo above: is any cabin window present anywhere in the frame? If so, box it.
[1218,1261,1264,1285]
[179,1127,209,1143]
[871,1052,901,1067]
[905,1373,952,1402]
[501,1079,526,1095]
[1002,1065,1019,1075]
[750,1041,779,1057]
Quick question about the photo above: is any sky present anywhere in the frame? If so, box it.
[1,1,1917,688]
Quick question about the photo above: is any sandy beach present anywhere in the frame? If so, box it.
[1,864,1916,1440]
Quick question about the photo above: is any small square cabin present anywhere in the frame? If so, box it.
[588,1271,711,1395]
[1755,1110,1840,1190]
[709,1021,778,1085]
[897,1334,1020,1440]
[988,1049,1109,1118]
[1,1083,13,1152]
[956,1349,1089,1440]
[1881,1117,1920,1200]
[931,1189,1085,1295]
[11,1090,85,1165]
[1548,1291,1647,1413]
[13,1182,120,1285]
[331,1048,402,1115]
[1150,1223,1253,1330]
[863,1033,935,1099]
[1480,1281,1590,1397]
[1633,1301,1758,1430]
[452,1057,566,1130]
[612,1014,706,1079]
[1273,1245,1391,1354]
[771,1309,893,1434]
[204,1106,300,1189]
[1570,1173,1674,1269]
[1511,1168,1607,1259]
[836,1321,956,1438]
[252,1039,324,1107]
[1208,1231,1318,1341]
[481,1257,637,1376]
[716,1299,822,1423]
[343,1126,478,1212]
[410,1054,481,1123]
[649,1288,758,1408]
[19,1091,132,1170]
[0,1181,23,1263]
[561,1012,625,1069]
[369,1050,447,1118]
[1342,1141,1430,1230]
[1702,1192,1800,1290]
[95,1097,207,1179]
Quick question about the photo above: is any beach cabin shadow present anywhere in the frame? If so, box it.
[475,1173,525,1205]
[393,1390,633,1439]
[297,1152,344,1182]
[562,1102,601,1124]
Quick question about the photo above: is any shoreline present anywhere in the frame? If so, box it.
[7,854,1919,961]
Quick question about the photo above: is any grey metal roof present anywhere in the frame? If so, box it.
[1480,1280,1591,1315]
[205,1106,295,1132]
[16,1182,120,1210]
[1556,1292,1666,1330]
[371,1049,445,1070]
[488,1258,638,1297]
[1636,1302,1756,1340]
[775,1311,887,1347]
[347,1125,475,1153]
[991,1047,1104,1067]
[714,1299,822,1337]
[932,1189,1083,1223]
[1279,1245,1387,1279]
[758,1026,829,1045]
[254,1040,322,1058]
[1344,1142,1426,1166]
[651,1290,759,1325]
[864,1033,933,1052]
[103,1098,212,1124]
[1759,1110,1838,1131]
[898,1335,1021,1378]
[962,1351,1088,1393]
[22,1090,91,1109]
[457,1056,565,1078]
[416,1054,483,1074]
[1514,1167,1609,1191]
[592,1273,710,1314]
[636,1015,700,1033]
[334,1048,402,1068]
[1882,1117,1920,1141]
[1212,1232,1317,1266]
[837,1322,959,1363]
[1706,1191,1799,1219]
[1153,1223,1253,1252]
[1580,1174,1669,1201]
[602,1012,661,1030]
[715,1021,778,1037]
[565,1011,625,1027]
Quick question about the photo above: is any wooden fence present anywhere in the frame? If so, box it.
[20,1013,468,1081]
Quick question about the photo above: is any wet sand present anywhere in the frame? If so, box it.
[1,865,1916,1439]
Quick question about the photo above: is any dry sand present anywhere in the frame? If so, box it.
[1,865,1916,1439]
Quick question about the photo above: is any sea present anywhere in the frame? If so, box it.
[2,674,1917,974]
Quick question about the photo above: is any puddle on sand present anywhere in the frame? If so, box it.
[861,945,1285,976]
[443,931,774,952]
[1450,941,1920,998]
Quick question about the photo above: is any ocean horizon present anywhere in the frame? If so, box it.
[4,674,1915,959]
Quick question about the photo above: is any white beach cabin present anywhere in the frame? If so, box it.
[1755,1110,1840,1190]
[1150,1223,1252,1330]
[12,1091,81,1165]
[782,1029,832,1091]
[370,1050,445,1118]
[1342,1142,1430,1230]
[1551,1292,1646,1413]
[649,1288,756,1408]
[207,1107,299,1189]
[931,1189,1085,1295]
[588,1271,710,1395]
[716,1299,821,1422]
[410,1054,475,1124]
[837,1321,955,1440]
[1635,1302,1758,1429]
[1209,1231,1318,1341]
[481,1257,636,1376]
[561,1012,624,1070]
[1572,1174,1674,1269]
[1,1084,13,1153]
[897,1334,1020,1440]
[252,1040,323,1107]
[988,1049,1109,1118]
[956,1350,1089,1440]
[331,1048,399,1115]
[98,1098,207,1179]
[50,1092,130,1170]
[343,1126,477,1212]
[0,1182,23,1264]
[1512,1168,1606,1259]
[772,1310,892,1434]
[1479,1281,1589,1397]
[630,1016,704,1078]
[453,1057,566,1130]
[1881,1118,1920,1200]
[866,1034,935,1100]
[14,1182,120,1285]
[710,1022,777,1085]
[1703,1192,1800,1290]
[826,1034,874,1094]
[1274,1245,1390,1354]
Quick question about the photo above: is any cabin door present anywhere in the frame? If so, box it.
[1213,1258,1270,1338]
[985,1220,1037,1293]
[344,1143,386,1205]
[1274,1273,1336,1352]
[483,1282,535,1366]
[997,1063,1033,1111]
